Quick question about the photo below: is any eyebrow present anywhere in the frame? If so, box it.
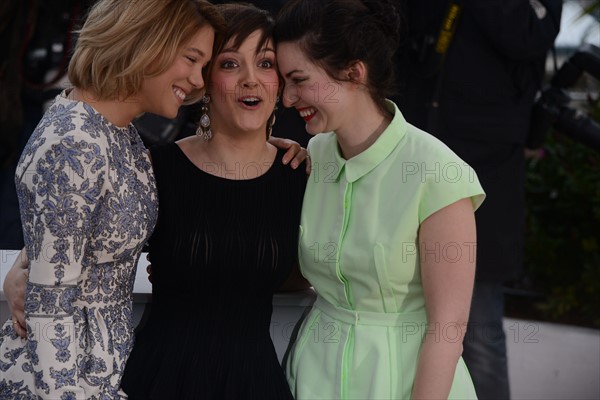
[220,47,276,55]
[187,48,206,57]
[260,47,276,54]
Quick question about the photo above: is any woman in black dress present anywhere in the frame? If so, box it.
[120,4,306,399]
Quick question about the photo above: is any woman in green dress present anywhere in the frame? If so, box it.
[275,0,485,398]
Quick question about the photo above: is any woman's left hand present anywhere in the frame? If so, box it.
[268,136,312,175]
[4,248,29,338]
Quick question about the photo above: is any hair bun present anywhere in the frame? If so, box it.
[363,0,401,50]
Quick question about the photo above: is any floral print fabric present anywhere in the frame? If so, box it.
[0,92,158,399]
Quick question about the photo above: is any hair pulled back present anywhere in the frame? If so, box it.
[274,0,401,113]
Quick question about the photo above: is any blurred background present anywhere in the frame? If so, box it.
[507,0,600,330]
[0,1,598,399]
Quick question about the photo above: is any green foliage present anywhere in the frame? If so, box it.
[524,98,600,327]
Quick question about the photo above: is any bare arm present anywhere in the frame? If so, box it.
[3,247,28,338]
[412,198,477,399]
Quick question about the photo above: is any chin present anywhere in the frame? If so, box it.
[162,108,179,120]
[237,123,267,135]
[305,124,322,136]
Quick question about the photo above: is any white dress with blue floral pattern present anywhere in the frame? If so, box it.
[0,91,158,399]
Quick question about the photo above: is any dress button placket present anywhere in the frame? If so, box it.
[337,178,353,308]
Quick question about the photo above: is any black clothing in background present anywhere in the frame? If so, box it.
[0,0,91,249]
[394,0,562,282]
[394,1,562,398]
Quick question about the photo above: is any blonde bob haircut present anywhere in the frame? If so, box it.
[68,0,225,104]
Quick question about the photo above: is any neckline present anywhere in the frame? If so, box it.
[172,142,281,183]
[326,100,408,183]
[60,89,134,133]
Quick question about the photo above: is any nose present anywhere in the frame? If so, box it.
[282,83,298,108]
[189,66,205,89]
[240,66,258,88]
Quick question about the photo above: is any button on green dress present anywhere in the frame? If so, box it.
[287,101,485,399]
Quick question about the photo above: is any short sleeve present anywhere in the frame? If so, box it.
[417,140,485,223]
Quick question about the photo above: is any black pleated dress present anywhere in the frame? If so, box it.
[121,143,306,399]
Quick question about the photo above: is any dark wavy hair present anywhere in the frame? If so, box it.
[274,0,401,114]
[212,2,274,56]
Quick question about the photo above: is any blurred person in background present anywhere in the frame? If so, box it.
[0,0,96,250]
[394,1,562,398]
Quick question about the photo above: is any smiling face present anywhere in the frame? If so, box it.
[277,41,347,136]
[208,29,279,137]
[138,25,215,119]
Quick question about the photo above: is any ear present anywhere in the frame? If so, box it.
[344,60,368,85]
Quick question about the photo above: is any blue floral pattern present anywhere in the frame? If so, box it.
[0,91,158,399]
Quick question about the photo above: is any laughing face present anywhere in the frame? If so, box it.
[139,25,215,119]
[208,30,279,137]
[277,41,346,136]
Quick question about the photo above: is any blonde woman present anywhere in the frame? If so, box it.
[0,0,223,398]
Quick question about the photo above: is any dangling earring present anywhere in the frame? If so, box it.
[196,95,212,141]
[266,96,280,139]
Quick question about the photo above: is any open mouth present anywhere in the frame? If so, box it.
[173,86,187,102]
[297,107,317,122]
[240,96,261,107]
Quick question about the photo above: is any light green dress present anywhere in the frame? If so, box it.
[286,101,485,399]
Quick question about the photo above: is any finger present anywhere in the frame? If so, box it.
[282,142,301,166]
[305,153,312,176]
[12,317,27,338]
[268,136,291,163]
[16,315,25,330]
[290,147,308,170]
[7,268,27,319]
[15,323,27,338]
[12,294,26,329]
[16,327,27,338]
[15,311,26,332]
